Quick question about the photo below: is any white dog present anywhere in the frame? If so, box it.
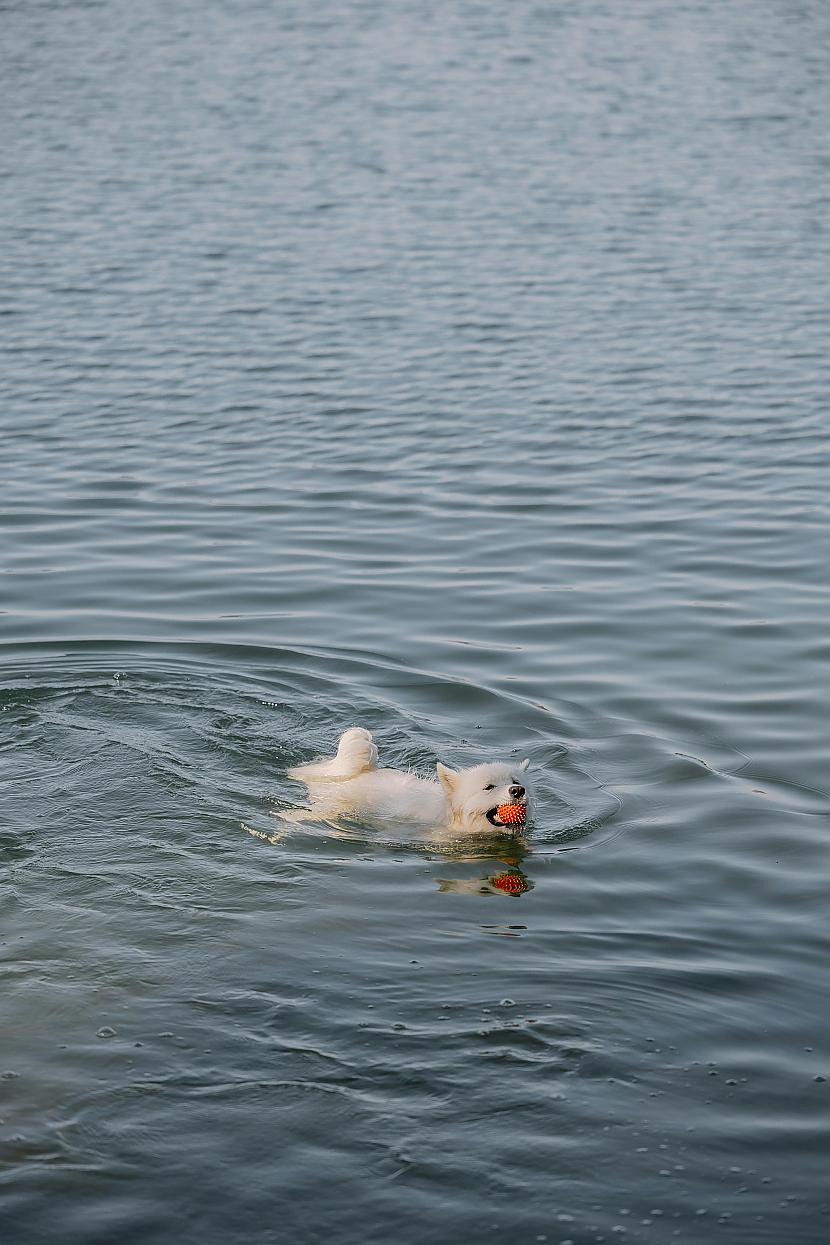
[287,727,531,835]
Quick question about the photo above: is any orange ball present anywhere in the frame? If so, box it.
[492,872,526,894]
[497,802,526,825]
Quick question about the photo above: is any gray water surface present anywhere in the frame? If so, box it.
[2,1,829,1242]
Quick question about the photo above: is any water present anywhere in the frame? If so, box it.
[2,1,829,1241]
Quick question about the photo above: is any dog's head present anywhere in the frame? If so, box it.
[436,758,531,834]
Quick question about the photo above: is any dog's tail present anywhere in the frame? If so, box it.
[288,727,379,782]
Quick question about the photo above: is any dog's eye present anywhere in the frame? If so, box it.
[484,784,495,791]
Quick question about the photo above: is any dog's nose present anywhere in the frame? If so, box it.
[509,785,525,799]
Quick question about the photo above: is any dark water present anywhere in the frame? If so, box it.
[2,1,829,1241]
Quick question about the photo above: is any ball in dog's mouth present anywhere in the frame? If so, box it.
[486,802,527,829]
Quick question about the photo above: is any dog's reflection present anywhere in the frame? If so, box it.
[249,807,537,898]
[434,844,533,896]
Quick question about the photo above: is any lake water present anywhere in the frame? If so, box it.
[2,1,829,1242]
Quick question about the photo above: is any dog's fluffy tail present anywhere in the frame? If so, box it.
[288,727,379,782]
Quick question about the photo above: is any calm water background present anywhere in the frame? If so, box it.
[2,1,829,1242]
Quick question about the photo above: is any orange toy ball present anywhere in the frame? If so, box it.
[496,802,526,825]
[492,872,526,894]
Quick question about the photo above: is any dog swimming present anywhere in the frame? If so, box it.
[288,727,532,836]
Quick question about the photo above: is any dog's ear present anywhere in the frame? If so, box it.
[519,758,530,771]
[436,762,458,794]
